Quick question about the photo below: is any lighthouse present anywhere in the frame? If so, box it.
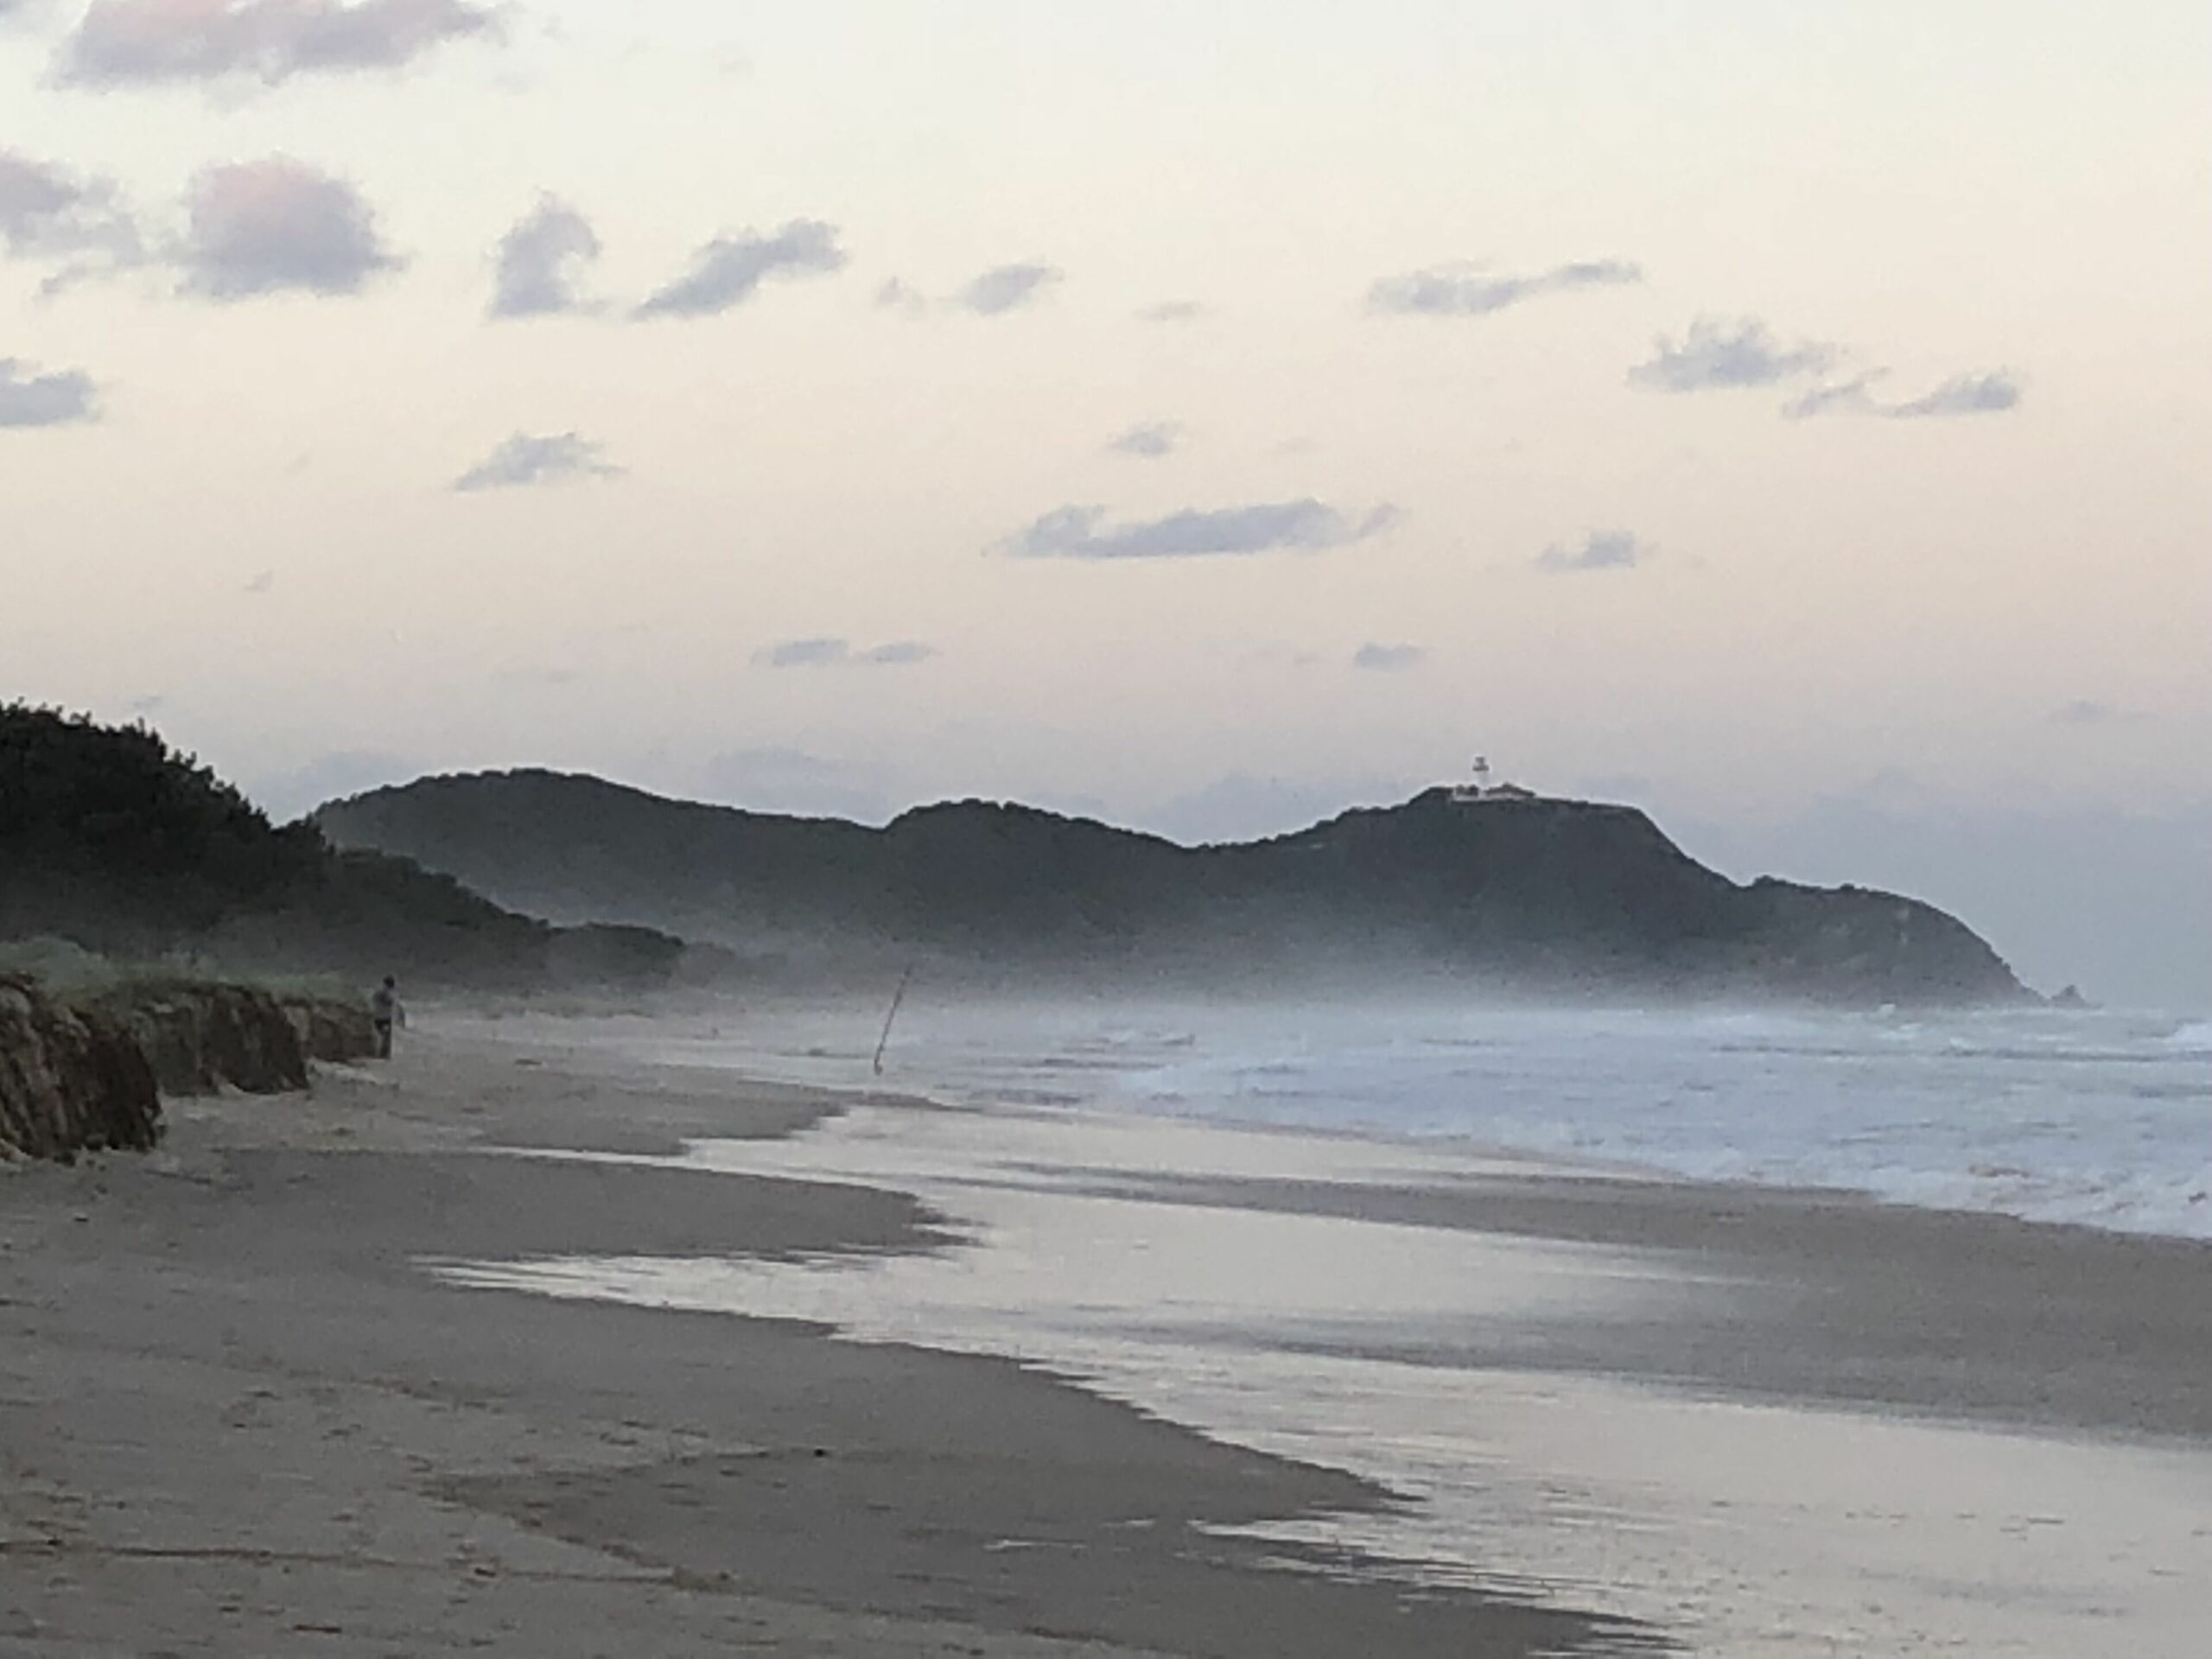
[1450,756,1538,803]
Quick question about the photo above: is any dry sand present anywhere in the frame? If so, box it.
[0,1039,1649,1658]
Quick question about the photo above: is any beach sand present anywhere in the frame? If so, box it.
[4,1027,2209,1655]
[0,1037,1645,1658]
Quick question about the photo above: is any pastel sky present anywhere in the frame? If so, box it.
[3,2,2207,1005]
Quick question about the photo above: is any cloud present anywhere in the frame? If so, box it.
[1107,421,1181,460]
[2051,700,2148,726]
[452,431,621,493]
[1135,300,1206,323]
[635,219,845,319]
[1629,316,1834,392]
[1788,366,2024,421]
[0,359,99,427]
[955,261,1059,315]
[1889,369,2022,419]
[1368,257,1642,317]
[752,637,937,669]
[1536,529,1649,573]
[489,196,600,319]
[59,0,500,88]
[1783,372,1884,419]
[874,276,927,315]
[1002,499,1399,561]
[1351,642,1424,672]
[0,149,143,283]
[177,157,399,299]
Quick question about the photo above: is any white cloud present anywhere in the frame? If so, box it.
[1889,370,2023,418]
[956,261,1060,315]
[0,149,143,285]
[1789,367,2024,421]
[1003,499,1400,561]
[1351,642,1424,671]
[874,276,927,315]
[635,219,846,319]
[452,431,621,492]
[178,157,399,299]
[0,358,99,427]
[1369,257,1642,317]
[59,0,500,88]
[1629,316,1834,391]
[1107,421,1181,459]
[490,196,600,319]
[753,638,937,669]
[1536,529,1649,573]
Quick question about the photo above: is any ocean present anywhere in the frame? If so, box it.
[534,995,2212,1243]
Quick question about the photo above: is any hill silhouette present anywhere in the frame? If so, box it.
[0,706,687,989]
[316,769,2028,1005]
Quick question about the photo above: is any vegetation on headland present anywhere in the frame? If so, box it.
[0,703,692,991]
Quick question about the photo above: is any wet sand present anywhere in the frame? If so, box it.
[422,1059,2212,1656]
[0,1038,1647,1658]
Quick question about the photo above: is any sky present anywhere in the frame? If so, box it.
[3,2,2207,1007]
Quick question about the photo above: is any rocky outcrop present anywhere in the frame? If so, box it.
[0,974,161,1162]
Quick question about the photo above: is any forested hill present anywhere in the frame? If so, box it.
[0,706,687,988]
[317,769,2030,1006]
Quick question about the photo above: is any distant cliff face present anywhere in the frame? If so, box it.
[317,772,2028,1007]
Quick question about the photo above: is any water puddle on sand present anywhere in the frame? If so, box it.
[436,1103,2212,1657]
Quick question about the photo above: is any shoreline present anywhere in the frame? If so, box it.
[421,1040,2212,1655]
[431,996,2212,1246]
[0,1030,1651,1658]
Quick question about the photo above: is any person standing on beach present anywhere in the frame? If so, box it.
[370,976,402,1059]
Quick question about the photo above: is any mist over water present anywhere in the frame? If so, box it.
[485,995,2212,1242]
